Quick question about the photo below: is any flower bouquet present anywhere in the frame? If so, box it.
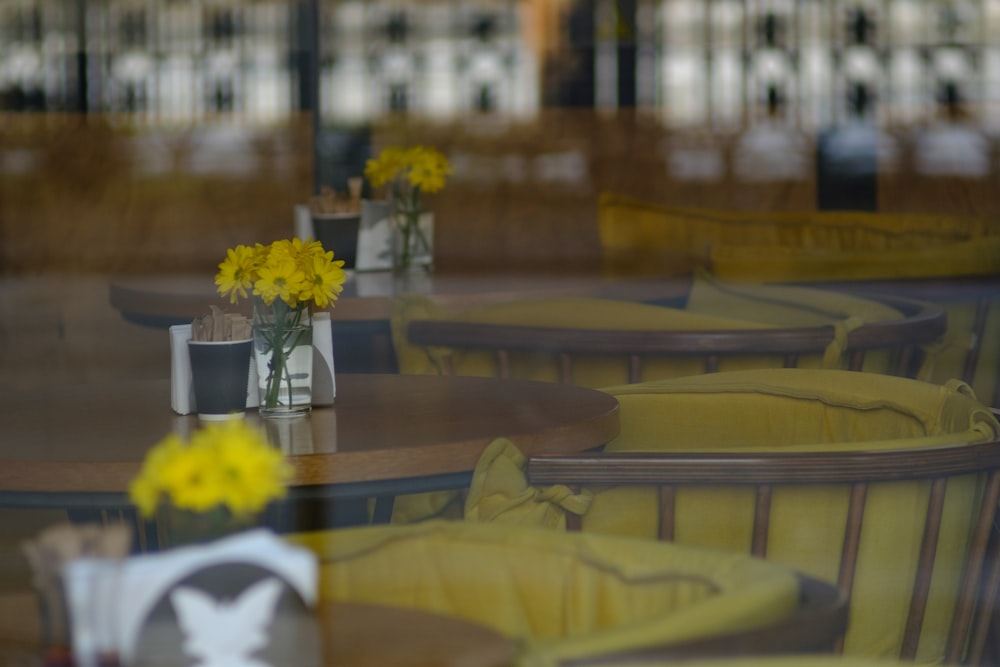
[364,145,452,271]
[215,238,346,417]
[129,420,294,545]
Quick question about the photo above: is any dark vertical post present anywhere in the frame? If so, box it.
[549,0,595,107]
[816,82,878,211]
[296,0,321,194]
[616,0,636,108]
[75,0,88,113]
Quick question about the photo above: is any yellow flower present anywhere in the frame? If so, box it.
[304,254,347,308]
[158,443,223,513]
[215,244,258,304]
[253,256,307,307]
[129,421,292,520]
[364,146,407,187]
[128,475,162,519]
[213,237,345,312]
[365,145,452,194]
[210,422,293,516]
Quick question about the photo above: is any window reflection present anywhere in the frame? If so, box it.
[0,0,997,193]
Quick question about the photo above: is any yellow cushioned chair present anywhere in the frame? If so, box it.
[393,281,939,390]
[597,191,998,278]
[708,248,1000,409]
[466,368,1000,664]
[596,191,1000,408]
[291,521,847,667]
[590,658,928,667]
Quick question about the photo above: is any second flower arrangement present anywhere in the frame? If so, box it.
[215,238,347,417]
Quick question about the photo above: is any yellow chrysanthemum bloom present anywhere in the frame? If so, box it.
[129,421,292,519]
[364,146,407,187]
[215,432,293,516]
[215,244,259,304]
[304,254,347,308]
[158,443,223,513]
[253,256,307,306]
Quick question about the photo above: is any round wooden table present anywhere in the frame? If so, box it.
[109,272,690,327]
[0,593,517,667]
[0,374,619,531]
[109,272,690,374]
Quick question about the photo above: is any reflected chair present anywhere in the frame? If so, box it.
[597,192,1000,408]
[467,368,1000,664]
[400,288,945,388]
[292,521,847,667]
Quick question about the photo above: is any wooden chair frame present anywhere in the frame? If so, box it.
[526,438,1000,665]
[812,277,1000,408]
[406,294,947,383]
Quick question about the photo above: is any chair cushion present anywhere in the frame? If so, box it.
[596,192,996,276]
[465,369,1000,662]
[685,270,902,328]
[394,294,777,386]
[709,236,1000,283]
[291,521,801,667]
[685,271,906,372]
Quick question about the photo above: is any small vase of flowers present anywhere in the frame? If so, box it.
[128,420,294,547]
[214,238,346,418]
[364,145,452,272]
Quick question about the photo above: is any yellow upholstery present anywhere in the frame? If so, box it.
[290,521,803,667]
[685,270,902,328]
[593,658,921,667]
[684,271,905,372]
[596,192,1000,406]
[393,283,909,388]
[710,237,1000,283]
[464,369,1000,663]
[597,191,998,277]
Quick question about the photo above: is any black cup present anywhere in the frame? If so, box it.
[188,339,253,420]
[311,212,361,269]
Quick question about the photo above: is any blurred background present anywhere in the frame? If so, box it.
[1,0,999,391]
[2,0,999,276]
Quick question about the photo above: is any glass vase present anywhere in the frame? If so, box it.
[252,297,313,418]
[391,209,434,273]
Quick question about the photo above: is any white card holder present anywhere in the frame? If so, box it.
[170,312,336,415]
[62,529,318,667]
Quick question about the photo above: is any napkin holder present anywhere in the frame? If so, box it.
[61,529,319,667]
[170,312,336,415]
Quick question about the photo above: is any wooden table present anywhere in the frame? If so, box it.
[0,374,619,533]
[109,271,690,326]
[0,594,517,667]
[109,272,690,373]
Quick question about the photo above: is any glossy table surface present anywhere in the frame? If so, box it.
[0,373,619,500]
[109,271,692,326]
[0,594,517,667]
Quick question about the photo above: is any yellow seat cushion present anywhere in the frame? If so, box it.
[393,294,783,387]
[596,191,999,406]
[290,521,801,667]
[709,236,1000,283]
[596,192,996,277]
[685,270,902,328]
[465,369,1000,662]
[684,271,906,372]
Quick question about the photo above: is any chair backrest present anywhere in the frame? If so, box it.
[809,277,1000,409]
[406,294,946,385]
[525,438,1000,665]
[293,520,847,665]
